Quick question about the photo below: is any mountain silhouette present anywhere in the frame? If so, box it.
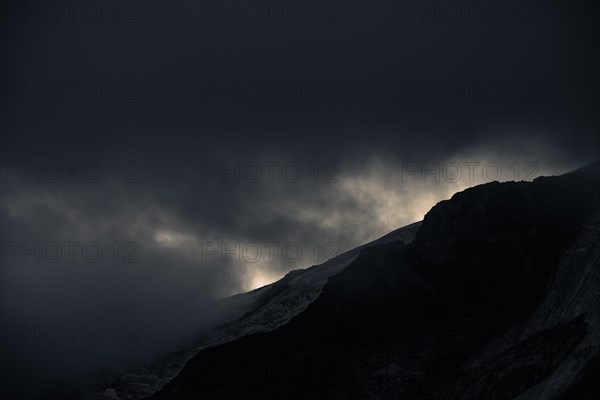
[146,163,600,400]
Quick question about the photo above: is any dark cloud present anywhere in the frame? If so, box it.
[1,0,599,396]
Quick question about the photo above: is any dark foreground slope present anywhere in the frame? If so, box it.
[150,169,600,400]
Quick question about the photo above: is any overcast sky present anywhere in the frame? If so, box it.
[1,0,599,395]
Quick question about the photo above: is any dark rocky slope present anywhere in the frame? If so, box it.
[79,223,421,399]
[149,167,600,400]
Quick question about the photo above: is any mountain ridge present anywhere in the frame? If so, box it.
[148,164,600,400]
